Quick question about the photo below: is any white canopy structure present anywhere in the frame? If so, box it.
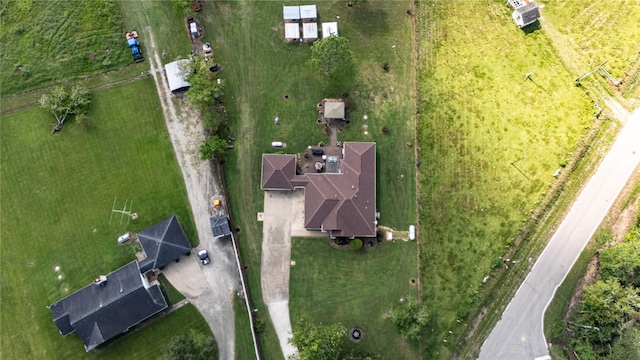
[299,5,317,19]
[164,59,191,93]
[322,22,338,38]
[284,23,300,40]
[283,5,300,21]
[302,22,318,40]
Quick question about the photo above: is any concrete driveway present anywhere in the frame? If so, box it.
[261,190,297,358]
[260,189,325,358]
[479,107,640,359]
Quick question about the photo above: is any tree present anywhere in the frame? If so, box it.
[159,329,218,360]
[389,297,430,341]
[183,54,224,111]
[600,236,640,287]
[579,279,639,342]
[199,135,227,160]
[308,36,354,79]
[39,85,90,131]
[610,327,640,360]
[289,315,346,360]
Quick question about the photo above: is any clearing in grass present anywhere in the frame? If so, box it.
[0,79,197,359]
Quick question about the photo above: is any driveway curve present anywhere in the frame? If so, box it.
[145,28,240,360]
[479,106,640,360]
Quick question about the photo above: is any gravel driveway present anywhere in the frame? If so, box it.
[146,28,240,360]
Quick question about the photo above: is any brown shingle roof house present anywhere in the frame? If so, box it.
[261,142,376,238]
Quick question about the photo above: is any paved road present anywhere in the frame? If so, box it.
[479,107,640,360]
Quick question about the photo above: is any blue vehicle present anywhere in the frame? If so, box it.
[125,30,144,63]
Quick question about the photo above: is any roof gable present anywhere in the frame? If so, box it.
[137,215,191,273]
[261,154,297,190]
[323,100,345,119]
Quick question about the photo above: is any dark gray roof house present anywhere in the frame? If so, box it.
[261,142,376,238]
[137,215,192,273]
[50,261,167,351]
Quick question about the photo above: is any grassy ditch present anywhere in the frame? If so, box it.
[0,79,196,359]
[0,0,131,96]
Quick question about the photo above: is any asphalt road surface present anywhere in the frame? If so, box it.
[479,107,640,360]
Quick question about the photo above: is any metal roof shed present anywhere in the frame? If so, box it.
[283,5,300,21]
[210,215,232,238]
[322,22,338,38]
[285,23,300,40]
[300,5,317,19]
[302,22,318,40]
[164,59,191,93]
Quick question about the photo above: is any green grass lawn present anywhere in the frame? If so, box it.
[416,1,596,358]
[90,304,212,359]
[115,0,192,65]
[0,0,131,96]
[541,0,640,80]
[539,1,640,104]
[200,1,417,358]
[0,78,198,359]
[289,238,419,359]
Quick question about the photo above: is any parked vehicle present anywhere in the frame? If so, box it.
[125,30,144,63]
[197,249,210,265]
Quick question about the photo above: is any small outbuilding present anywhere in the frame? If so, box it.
[284,22,300,41]
[299,5,317,21]
[210,215,232,239]
[321,22,338,38]
[302,22,318,41]
[508,0,540,28]
[164,59,191,93]
[322,98,345,120]
[283,5,300,22]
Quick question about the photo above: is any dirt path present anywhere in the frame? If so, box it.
[145,27,239,360]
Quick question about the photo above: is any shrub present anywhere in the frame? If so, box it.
[350,239,363,250]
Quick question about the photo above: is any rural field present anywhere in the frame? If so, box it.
[200,0,418,357]
[413,0,622,357]
[541,0,640,103]
[0,0,131,96]
[0,79,202,359]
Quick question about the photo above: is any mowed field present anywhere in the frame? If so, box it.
[0,0,131,96]
[0,79,200,359]
[197,1,418,358]
[415,1,596,358]
[541,0,640,95]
